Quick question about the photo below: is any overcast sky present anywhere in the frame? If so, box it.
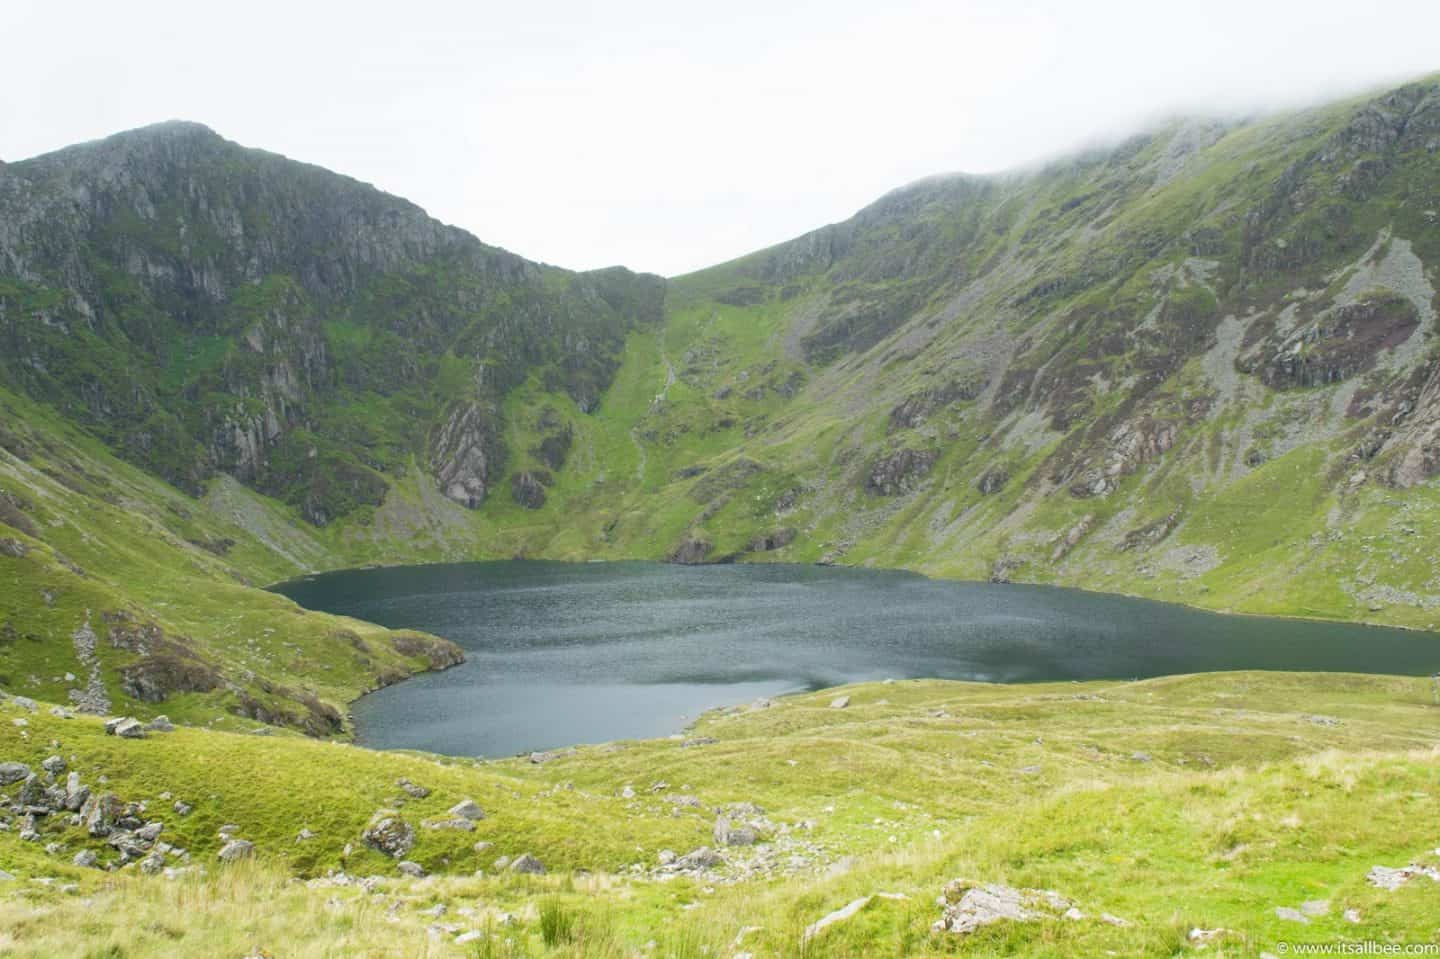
[3,1,1438,277]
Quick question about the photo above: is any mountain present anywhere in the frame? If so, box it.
[0,121,664,523]
[2,76,1440,732]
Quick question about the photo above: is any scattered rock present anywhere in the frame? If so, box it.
[1300,899,1331,917]
[217,839,254,863]
[40,756,65,776]
[424,818,475,832]
[1343,908,1362,924]
[676,847,722,871]
[1367,862,1440,890]
[0,762,31,786]
[362,815,415,859]
[1274,907,1309,924]
[681,737,718,748]
[145,716,175,733]
[714,815,758,847]
[802,896,871,943]
[449,799,485,821]
[396,778,430,799]
[1189,928,1227,943]
[829,695,850,710]
[509,853,545,875]
[933,881,1072,935]
[397,861,427,878]
[72,850,97,868]
[173,800,193,816]
[296,828,317,842]
[111,718,146,739]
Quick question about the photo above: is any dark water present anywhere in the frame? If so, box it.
[273,561,1440,758]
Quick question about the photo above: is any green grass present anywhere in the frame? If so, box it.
[0,671,1436,956]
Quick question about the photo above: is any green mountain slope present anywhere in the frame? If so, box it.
[2,77,1440,735]
[485,74,1440,629]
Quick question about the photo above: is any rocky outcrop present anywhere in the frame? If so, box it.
[510,470,550,509]
[431,402,499,509]
[361,814,415,859]
[0,121,662,523]
[668,533,713,565]
[748,528,796,552]
[865,448,938,496]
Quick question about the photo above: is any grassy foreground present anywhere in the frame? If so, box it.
[0,670,1437,957]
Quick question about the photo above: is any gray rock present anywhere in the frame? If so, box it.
[296,828,317,842]
[80,793,120,837]
[681,737,718,748]
[448,799,485,821]
[396,778,429,799]
[1274,906,1309,924]
[113,718,146,739]
[217,839,254,863]
[397,860,427,878]
[135,822,163,843]
[677,846,721,871]
[40,756,65,776]
[72,849,98,868]
[933,881,1072,935]
[144,715,175,733]
[509,853,545,875]
[0,762,31,786]
[64,773,89,812]
[829,695,851,710]
[714,815,757,847]
[172,800,192,816]
[362,815,415,859]
[424,818,475,832]
[1300,899,1331,917]
[17,773,45,807]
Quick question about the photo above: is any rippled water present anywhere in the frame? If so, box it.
[273,560,1440,757]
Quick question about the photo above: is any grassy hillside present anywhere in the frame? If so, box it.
[0,671,1436,956]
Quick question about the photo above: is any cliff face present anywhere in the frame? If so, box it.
[0,121,663,522]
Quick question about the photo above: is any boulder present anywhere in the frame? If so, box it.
[829,695,850,710]
[424,818,475,832]
[396,778,430,799]
[113,718,146,739]
[397,860,427,878]
[40,756,65,776]
[714,815,757,847]
[72,849,98,868]
[80,793,121,837]
[932,881,1073,935]
[145,716,175,733]
[362,815,415,859]
[448,799,485,821]
[0,762,32,786]
[217,839,254,863]
[509,853,545,875]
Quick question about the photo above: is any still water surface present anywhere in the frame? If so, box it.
[272,561,1440,757]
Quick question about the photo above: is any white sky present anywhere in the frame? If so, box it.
[3,1,1438,277]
